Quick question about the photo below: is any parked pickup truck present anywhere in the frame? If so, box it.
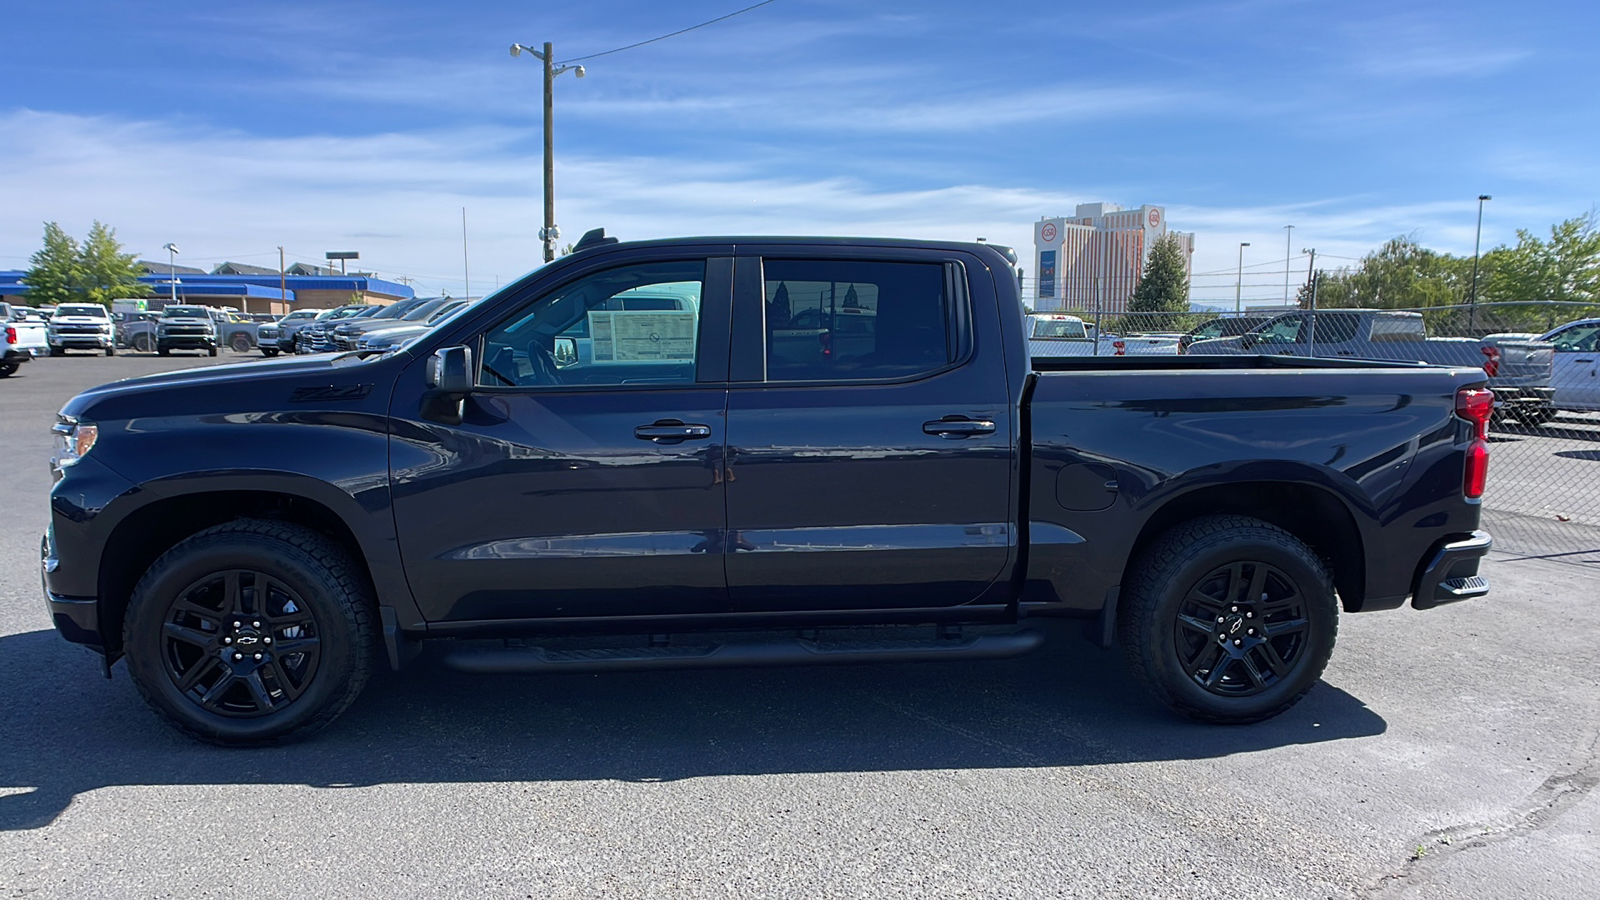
[1,302,49,375]
[44,232,1495,745]
[47,303,116,356]
[1187,309,1555,425]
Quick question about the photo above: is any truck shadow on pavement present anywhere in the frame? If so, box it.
[0,621,1386,831]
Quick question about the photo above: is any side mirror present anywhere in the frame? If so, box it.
[422,345,473,425]
[426,345,474,395]
[552,336,578,367]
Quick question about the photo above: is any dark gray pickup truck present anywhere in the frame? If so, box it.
[44,231,1494,744]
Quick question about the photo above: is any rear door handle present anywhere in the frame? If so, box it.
[634,420,712,443]
[923,417,996,438]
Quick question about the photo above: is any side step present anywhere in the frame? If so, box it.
[440,629,1044,674]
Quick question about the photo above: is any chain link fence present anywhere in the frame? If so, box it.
[1027,301,1600,560]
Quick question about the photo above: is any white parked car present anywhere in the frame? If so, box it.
[1538,318,1600,412]
[47,303,116,356]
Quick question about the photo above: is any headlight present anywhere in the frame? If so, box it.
[51,417,98,468]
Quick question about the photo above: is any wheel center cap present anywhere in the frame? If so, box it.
[1225,615,1245,635]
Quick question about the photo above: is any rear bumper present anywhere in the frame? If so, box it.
[3,347,41,362]
[1492,386,1555,407]
[1412,530,1493,610]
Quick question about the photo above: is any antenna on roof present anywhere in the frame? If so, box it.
[573,228,618,253]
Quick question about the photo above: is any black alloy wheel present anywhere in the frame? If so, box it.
[1173,561,1308,697]
[157,569,322,718]
[124,519,376,744]
[1119,515,1338,724]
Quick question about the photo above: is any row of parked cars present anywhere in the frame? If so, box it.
[257,296,471,356]
[1027,309,1599,422]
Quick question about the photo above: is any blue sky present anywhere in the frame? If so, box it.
[2,0,1596,305]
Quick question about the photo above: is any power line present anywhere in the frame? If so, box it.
[559,0,779,63]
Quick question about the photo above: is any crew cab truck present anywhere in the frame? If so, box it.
[155,305,219,356]
[43,233,1495,745]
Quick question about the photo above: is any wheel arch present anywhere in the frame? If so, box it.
[1121,481,1367,613]
[97,489,379,659]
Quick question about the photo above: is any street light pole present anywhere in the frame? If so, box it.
[1283,225,1294,303]
[1469,194,1491,332]
[512,42,586,264]
[1235,242,1251,315]
[162,243,179,308]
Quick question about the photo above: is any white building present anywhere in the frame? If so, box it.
[1032,203,1195,314]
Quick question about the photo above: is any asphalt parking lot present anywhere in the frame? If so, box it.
[2,353,1596,899]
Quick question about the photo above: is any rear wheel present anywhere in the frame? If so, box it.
[1119,515,1338,724]
[122,519,377,745]
[231,333,252,353]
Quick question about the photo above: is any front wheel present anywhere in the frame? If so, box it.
[105,346,115,357]
[231,333,253,353]
[262,348,280,357]
[1118,515,1339,724]
[123,519,377,745]
[133,334,154,353]
[207,346,218,357]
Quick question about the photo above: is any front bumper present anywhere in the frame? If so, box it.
[158,334,216,348]
[1411,530,1492,610]
[41,528,104,650]
[50,334,112,348]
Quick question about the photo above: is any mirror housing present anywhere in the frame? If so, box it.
[422,345,473,424]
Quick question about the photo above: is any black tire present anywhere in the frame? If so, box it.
[48,346,62,357]
[122,519,377,745]
[133,334,154,353]
[0,362,16,377]
[231,333,252,353]
[207,346,218,357]
[105,346,115,357]
[1118,515,1338,724]
[262,348,279,358]
[157,346,170,357]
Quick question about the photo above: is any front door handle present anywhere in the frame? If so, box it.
[923,416,996,439]
[635,420,712,443]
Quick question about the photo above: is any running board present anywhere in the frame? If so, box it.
[440,629,1044,674]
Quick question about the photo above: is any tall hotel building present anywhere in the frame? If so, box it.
[1032,203,1195,314]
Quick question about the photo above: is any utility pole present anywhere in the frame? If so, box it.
[278,246,286,315]
[462,207,472,299]
[512,42,585,264]
[1469,194,1491,332]
[1235,242,1251,315]
[1283,225,1294,303]
[163,243,180,309]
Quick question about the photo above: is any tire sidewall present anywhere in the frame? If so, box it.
[124,532,362,743]
[1140,530,1338,721]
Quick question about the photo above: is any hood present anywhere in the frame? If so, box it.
[160,316,213,325]
[61,351,386,417]
[53,315,110,324]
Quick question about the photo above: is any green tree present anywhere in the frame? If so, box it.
[1121,233,1192,332]
[1130,233,1190,313]
[1485,213,1600,305]
[1309,237,1467,310]
[23,222,83,307]
[78,221,149,305]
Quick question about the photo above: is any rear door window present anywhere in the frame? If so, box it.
[761,259,955,381]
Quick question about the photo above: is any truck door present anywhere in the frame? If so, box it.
[1549,322,1600,410]
[721,250,1018,612]
[388,254,734,622]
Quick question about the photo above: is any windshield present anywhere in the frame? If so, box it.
[285,310,319,321]
[367,299,424,321]
[399,298,454,322]
[59,305,108,318]
[162,306,210,318]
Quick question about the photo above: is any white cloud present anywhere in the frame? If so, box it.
[0,109,1579,304]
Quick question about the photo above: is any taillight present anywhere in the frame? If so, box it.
[1113,340,1126,357]
[1456,387,1493,499]
[1480,345,1500,377]
[4,326,15,345]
